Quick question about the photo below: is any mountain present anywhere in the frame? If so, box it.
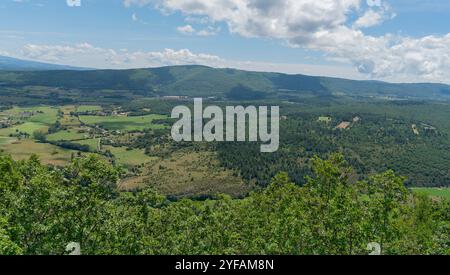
[0,55,89,71]
[0,65,449,102]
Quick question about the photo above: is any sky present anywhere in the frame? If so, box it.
[1,0,450,83]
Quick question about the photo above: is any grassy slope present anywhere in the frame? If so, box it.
[121,151,254,198]
[104,145,154,166]
[0,139,76,166]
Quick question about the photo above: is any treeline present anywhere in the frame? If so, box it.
[0,153,448,255]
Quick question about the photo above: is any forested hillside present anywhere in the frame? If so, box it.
[1,66,450,103]
[0,153,448,255]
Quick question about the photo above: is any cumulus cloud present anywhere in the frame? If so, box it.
[177,24,195,35]
[354,0,395,28]
[122,0,450,82]
[354,9,384,28]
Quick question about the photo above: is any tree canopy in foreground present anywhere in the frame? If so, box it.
[0,153,448,255]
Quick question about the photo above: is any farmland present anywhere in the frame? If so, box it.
[76,105,102,112]
[0,102,255,198]
[79,114,168,131]
[412,188,450,201]
[104,145,154,167]
[46,129,88,141]
[0,105,167,171]
[0,122,48,136]
[0,139,76,166]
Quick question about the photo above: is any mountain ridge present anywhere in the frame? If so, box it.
[0,64,449,101]
[0,55,90,71]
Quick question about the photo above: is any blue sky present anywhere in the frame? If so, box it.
[1,0,450,83]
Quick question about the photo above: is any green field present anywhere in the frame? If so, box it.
[0,139,77,166]
[79,114,168,131]
[0,106,58,125]
[0,122,48,136]
[104,145,154,166]
[76,105,102,112]
[412,188,450,200]
[76,138,101,151]
[27,108,59,125]
[0,106,58,136]
[46,129,88,142]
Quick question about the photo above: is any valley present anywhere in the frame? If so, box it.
[1,94,450,199]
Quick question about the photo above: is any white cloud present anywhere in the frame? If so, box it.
[177,24,219,36]
[122,0,450,83]
[177,24,195,35]
[354,9,384,28]
[354,0,395,28]
[66,0,81,7]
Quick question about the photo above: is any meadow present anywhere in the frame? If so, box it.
[0,139,76,166]
[0,122,48,136]
[46,129,88,142]
[76,138,101,151]
[121,151,254,198]
[79,114,168,131]
[76,105,102,112]
[1,106,58,122]
[103,145,154,167]
[0,106,58,135]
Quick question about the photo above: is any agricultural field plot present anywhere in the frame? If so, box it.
[60,116,81,127]
[0,106,58,136]
[121,151,254,198]
[412,188,450,200]
[60,105,77,114]
[0,122,48,136]
[0,106,58,125]
[104,145,154,167]
[46,129,89,142]
[59,106,81,126]
[27,108,59,125]
[75,138,101,151]
[0,139,77,166]
[76,105,102,113]
[79,114,168,131]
